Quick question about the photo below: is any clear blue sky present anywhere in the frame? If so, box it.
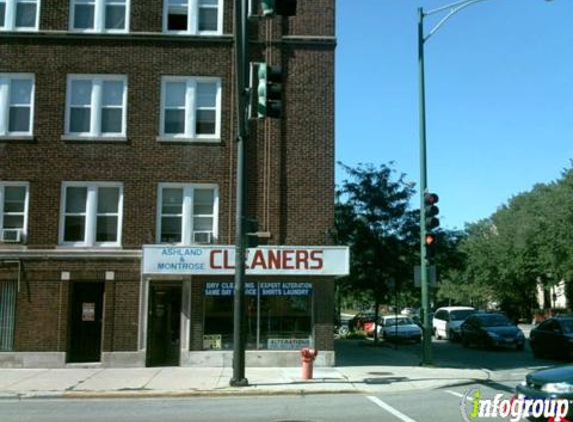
[335,0,573,230]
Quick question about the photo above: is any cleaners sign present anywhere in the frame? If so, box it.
[142,245,349,276]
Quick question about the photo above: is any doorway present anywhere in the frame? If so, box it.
[146,283,182,366]
[68,282,104,363]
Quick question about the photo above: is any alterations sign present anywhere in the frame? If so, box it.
[142,246,349,276]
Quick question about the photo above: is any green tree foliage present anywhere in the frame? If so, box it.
[460,167,573,318]
[333,162,419,316]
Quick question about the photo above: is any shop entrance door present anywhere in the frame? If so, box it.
[68,282,104,363]
[146,284,182,367]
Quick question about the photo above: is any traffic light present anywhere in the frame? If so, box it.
[424,192,439,264]
[261,0,297,17]
[425,233,436,262]
[257,63,283,119]
[424,192,440,231]
[245,218,259,248]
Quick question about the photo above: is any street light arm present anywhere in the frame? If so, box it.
[425,0,498,43]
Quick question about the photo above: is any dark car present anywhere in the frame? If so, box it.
[530,316,573,360]
[460,312,525,350]
[515,365,573,421]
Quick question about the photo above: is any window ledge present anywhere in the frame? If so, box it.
[156,136,221,144]
[0,135,34,141]
[61,135,127,142]
[56,245,123,250]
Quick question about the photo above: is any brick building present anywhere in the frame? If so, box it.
[0,0,342,368]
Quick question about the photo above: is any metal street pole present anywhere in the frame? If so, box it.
[418,7,433,366]
[416,0,554,366]
[230,0,249,387]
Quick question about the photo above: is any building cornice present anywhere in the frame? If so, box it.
[0,249,142,261]
[0,31,234,44]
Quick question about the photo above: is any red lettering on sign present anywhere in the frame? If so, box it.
[282,250,295,269]
[250,250,268,269]
[210,250,222,269]
[310,250,324,270]
[267,249,281,269]
[223,250,235,270]
[296,250,309,270]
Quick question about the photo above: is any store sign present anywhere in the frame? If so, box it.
[267,338,310,350]
[204,282,312,297]
[142,246,349,276]
[82,303,95,322]
[203,334,222,350]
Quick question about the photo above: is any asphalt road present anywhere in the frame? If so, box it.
[0,380,518,422]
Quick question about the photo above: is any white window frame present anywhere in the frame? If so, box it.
[0,182,29,242]
[159,76,221,143]
[59,182,123,247]
[163,0,223,36]
[69,0,130,33]
[0,0,40,31]
[64,74,128,140]
[0,73,34,138]
[156,183,219,246]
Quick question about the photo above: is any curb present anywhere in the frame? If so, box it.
[0,377,490,400]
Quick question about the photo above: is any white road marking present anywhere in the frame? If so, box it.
[366,396,419,422]
[445,390,472,401]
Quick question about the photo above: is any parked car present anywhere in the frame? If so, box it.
[515,365,573,421]
[377,315,422,343]
[348,311,377,332]
[460,312,525,350]
[432,306,476,340]
[530,316,573,360]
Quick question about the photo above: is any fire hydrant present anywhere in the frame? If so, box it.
[301,348,318,380]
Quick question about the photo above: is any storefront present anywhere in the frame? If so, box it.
[141,245,349,367]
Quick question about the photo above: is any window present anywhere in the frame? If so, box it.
[59,183,123,247]
[0,0,39,31]
[0,74,34,137]
[164,0,222,35]
[65,75,127,139]
[70,0,129,32]
[203,282,313,350]
[160,77,221,142]
[0,281,17,351]
[0,182,29,242]
[157,184,218,245]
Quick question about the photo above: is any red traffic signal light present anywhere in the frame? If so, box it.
[425,233,435,245]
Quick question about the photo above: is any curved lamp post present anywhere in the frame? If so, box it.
[417,0,554,366]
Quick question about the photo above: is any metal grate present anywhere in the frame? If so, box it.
[0,281,17,351]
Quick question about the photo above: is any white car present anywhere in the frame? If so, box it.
[377,315,422,343]
[432,306,475,340]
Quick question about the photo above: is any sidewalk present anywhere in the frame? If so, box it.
[0,343,490,399]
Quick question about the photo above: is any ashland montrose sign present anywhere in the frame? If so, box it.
[142,245,350,276]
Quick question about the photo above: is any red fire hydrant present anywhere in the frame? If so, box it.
[301,348,318,380]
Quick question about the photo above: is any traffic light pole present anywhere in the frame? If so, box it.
[230,0,249,387]
[418,7,433,366]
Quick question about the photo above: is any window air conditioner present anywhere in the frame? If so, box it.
[1,229,22,243]
[193,231,212,244]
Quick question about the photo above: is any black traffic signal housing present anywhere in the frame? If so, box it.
[257,63,283,119]
[261,0,297,17]
[245,218,260,248]
[424,192,440,231]
[424,192,439,264]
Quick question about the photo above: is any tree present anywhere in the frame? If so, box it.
[334,162,418,341]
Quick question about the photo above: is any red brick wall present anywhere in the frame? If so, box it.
[1,0,336,355]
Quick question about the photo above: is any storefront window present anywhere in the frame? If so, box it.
[203,282,313,351]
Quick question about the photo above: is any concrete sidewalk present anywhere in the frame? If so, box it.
[0,364,490,399]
